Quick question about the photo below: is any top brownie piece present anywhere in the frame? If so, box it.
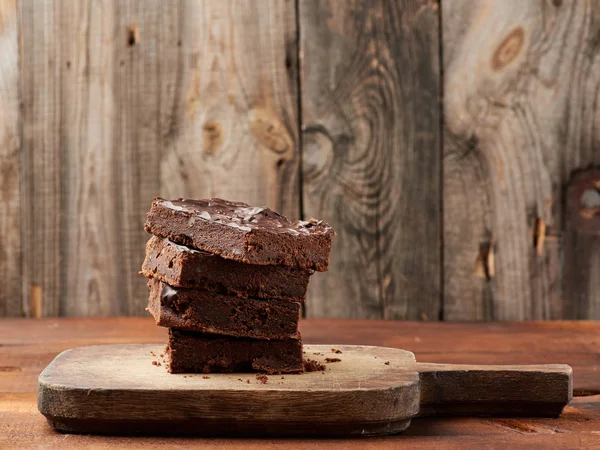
[145,198,335,271]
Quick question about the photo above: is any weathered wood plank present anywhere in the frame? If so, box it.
[300,0,441,319]
[443,0,600,320]
[0,0,20,317]
[563,169,600,319]
[5,391,600,449]
[19,0,62,316]
[58,0,118,317]
[159,0,299,219]
[38,344,419,436]
[2,318,599,394]
[20,0,181,316]
[112,0,181,315]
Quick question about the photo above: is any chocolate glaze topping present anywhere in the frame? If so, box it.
[159,197,334,236]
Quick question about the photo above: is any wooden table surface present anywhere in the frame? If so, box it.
[1,318,599,448]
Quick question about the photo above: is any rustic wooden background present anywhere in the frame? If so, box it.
[1,0,599,320]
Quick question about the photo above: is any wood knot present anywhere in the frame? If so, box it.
[491,27,525,71]
[202,121,224,156]
[127,24,139,47]
[475,237,495,280]
[301,125,334,182]
[249,109,292,155]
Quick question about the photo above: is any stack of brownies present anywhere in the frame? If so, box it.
[141,197,335,374]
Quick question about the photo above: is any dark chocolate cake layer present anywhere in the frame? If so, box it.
[147,278,300,340]
[142,236,311,302]
[145,197,334,271]
[167,329,303,374]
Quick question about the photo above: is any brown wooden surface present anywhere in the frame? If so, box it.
[443,0,600,320]
[1,318,599,448]
[38,344,419,436]
[0,0,19,317]
[416,362,571,418]
[300,0,441,320]
[36,343,571,436]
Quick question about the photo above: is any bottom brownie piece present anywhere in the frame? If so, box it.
[167,329,304,374]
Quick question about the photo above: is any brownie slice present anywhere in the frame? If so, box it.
[144,197,335,271]
[147,278,300,340]
[167,329,303,374]
[142,236,311,302]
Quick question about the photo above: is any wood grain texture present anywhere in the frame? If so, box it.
[159,0,299,220]
[443,0,600,320]
[0,0,19,316]
[111,0,181,315]
[6,393,600,449]
[1,318,599,447]
[416,362,571,417]
[38,344,419,436]
[300,0,441,319]
[2,318,596,394]
[19,0,180,316]
[563,169,600,319]
[19,0,62,317]
[59,0,119,316]
[37,342,570,435]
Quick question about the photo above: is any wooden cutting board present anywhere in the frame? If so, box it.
[38,344,572,437]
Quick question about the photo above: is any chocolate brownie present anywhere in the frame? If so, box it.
[142,236,311,302]
[144,197,335,271]
[147,278,300,340]
[167,329,303,374]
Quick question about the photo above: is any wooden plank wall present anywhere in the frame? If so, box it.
[17,0,298,317]
[1,0,600,319]
[443,0,600,320]
[300,0,441,319]
[0,0,19,317]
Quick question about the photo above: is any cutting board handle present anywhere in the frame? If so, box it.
[414,362,572,417]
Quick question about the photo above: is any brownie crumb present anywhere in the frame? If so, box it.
[256,374,268,384]
[384,361,390,365]
[303,358,326,372]
[325,358,341,363]
[313,352,322,355]
[152,360,161,366]
[159,354,164,358]
[247,379,251,384]
[238,378,243,382]
[331,348,342,354]
[202,376,210,379]
[150,351,156,357]
[281,376,285,379]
